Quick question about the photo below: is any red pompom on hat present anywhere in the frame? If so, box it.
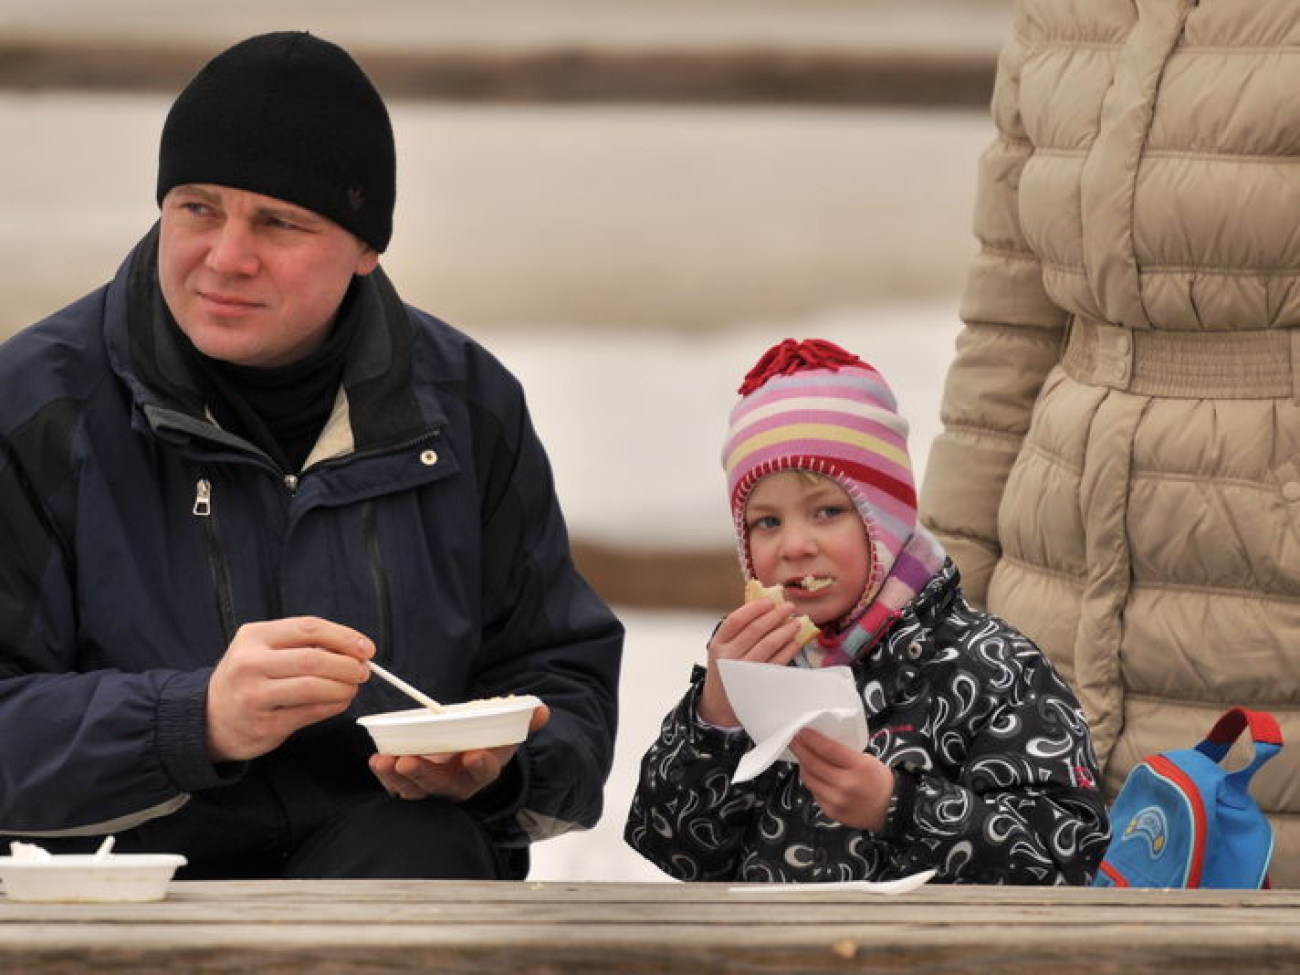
[736,338,865,396]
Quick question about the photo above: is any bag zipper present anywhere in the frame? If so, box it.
[1147,754,1208,887]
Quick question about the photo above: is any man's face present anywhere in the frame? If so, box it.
[158,184,380,368]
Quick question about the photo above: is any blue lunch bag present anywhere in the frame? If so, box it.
[1094,707,1281,889]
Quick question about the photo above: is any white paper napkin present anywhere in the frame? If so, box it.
[717,659,868,783]
[728,868,937,896]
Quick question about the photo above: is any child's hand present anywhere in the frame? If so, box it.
[789,727,894,831]
[698,597,803,727]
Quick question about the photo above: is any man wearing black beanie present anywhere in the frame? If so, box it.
[0,32,623,881]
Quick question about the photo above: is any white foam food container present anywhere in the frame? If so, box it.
[0,853,187,903]
[358,694,542,755]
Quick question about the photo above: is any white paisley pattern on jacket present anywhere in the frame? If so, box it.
[624,563,1110,884]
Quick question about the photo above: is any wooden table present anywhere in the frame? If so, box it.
[0,879,1296,974]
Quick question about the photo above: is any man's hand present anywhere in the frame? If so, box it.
[789,727,895,831]
[697,597,802,727]
[206,617,374,762]
[369,703,550,802]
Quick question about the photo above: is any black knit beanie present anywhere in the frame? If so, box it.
[157,31,395,251]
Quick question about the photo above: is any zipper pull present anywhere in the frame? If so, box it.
[193,478,212,517]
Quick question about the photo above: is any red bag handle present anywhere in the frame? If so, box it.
[1205,707,1282,748]
[1197,707,1282,783]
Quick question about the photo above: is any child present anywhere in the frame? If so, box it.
[624,338,1110,884]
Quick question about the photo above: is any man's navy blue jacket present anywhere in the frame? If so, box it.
[0,228,623,875]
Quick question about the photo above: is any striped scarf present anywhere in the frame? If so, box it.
[795,525,947,669]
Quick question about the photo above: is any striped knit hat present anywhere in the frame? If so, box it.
[721,338,917,607]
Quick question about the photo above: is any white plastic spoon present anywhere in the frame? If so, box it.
[367,660,444,713]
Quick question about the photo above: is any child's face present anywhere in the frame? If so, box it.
[744,471,871,627]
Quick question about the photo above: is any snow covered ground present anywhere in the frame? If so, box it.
[483,307,962,882]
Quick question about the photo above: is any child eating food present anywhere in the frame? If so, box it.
[624,338,1110,884]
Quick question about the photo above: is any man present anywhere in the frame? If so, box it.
[0,32,623,880]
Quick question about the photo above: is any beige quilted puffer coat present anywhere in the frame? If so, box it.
[920,0,1300,885]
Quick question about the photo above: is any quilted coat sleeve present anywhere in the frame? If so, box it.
[917,16,1070,606]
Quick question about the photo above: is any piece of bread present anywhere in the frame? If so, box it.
[744,579,821,644]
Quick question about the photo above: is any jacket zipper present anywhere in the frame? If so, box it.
[188,434,437,663]
[307,433,439,665]
[361,500,392,662]
[193,478,238,644]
